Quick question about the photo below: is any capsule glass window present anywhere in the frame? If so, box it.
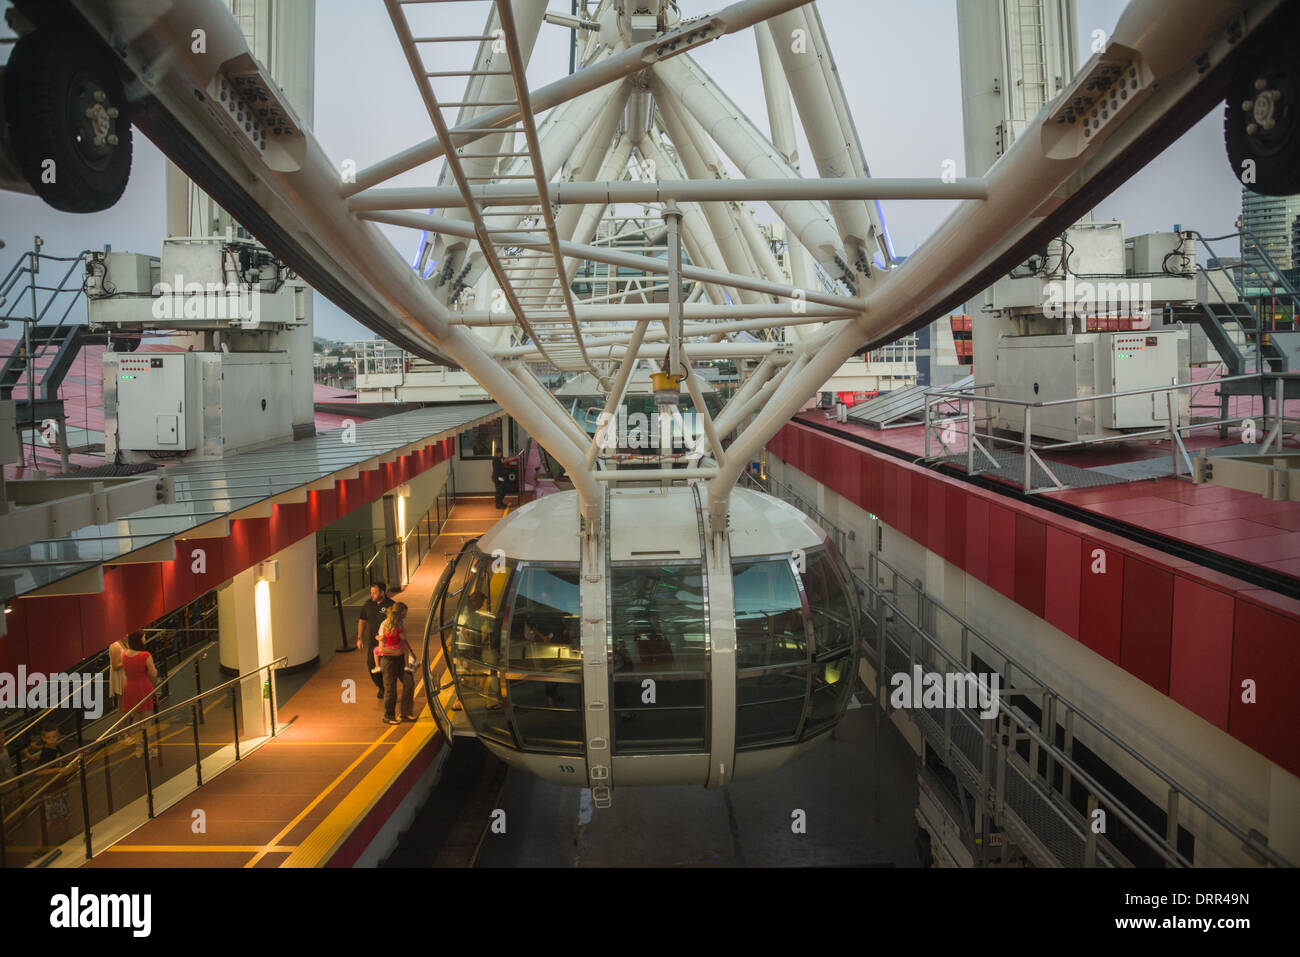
[609,563,708,754]
[733,557,808,750]
[501,563,584,754]
[451,551,516,748]
[798,547,858,739]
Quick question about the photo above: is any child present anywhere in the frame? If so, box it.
[373,602,407,672]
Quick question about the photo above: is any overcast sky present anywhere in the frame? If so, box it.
[0,0,1245,341]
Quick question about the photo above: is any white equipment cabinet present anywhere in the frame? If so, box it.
[112,352,199,451]
[106,351,293,462]
[993,329,1189,442]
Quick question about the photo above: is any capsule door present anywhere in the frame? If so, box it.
[423,537,479,742]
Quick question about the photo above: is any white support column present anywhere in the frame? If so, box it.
[217,567,270,738]
[266,535,321,670]
[703,500,736,788]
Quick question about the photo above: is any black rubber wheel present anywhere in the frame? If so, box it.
[3,30,132,212]
[1224,15,1300,197]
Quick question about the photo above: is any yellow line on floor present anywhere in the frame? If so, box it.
[241,725,399,868]
[103,844,298,853]
[280,662,439,868]
[247,741,396,746]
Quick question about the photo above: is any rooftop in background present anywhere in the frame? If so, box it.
[0,401,501,604]
[799,366,1300,590]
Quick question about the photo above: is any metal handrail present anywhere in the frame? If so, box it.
[2,656,286,845]
[757,476,1290,866]
[2,609,218,752]
[928,371,1269,410]
[860,546,1291,867]
[921,370,1299,491]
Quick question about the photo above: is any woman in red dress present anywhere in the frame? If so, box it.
[119,631,158,723]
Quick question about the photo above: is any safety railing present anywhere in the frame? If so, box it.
[1,599,220,768]
[757,477,1291,867]
[0,657,285,868]
[921,372,1298,493]
[95,642,218,740]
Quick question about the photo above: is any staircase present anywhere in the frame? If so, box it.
[0,246,103,468]
[1186,231,1300,429]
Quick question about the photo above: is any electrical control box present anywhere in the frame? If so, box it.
[111,352,200,451]
[105,351,293,461]
[1098,330,1189,429]
[993,329,1189,442]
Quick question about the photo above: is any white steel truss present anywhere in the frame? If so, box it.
[64,0,1288,543]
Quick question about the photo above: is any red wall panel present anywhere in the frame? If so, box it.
[75,584,125,671]
[943,485,966,568]
[831,442,856,502]
[222,519,253,581]
[895,466,912,537]
[965,496,989,584]
[1169,578,1234,731]
[910,472,929,550]
[1043,527,1082,639]
[23,595,83,675]
[884,460,900,528]
[1229,600,1300,776]
[0,601,31,676]
[1078,539,1123,664]
[1013,514,1047,619]
[986,504,1017,601]
[926,476,946,559]
[1120,558,1174,694]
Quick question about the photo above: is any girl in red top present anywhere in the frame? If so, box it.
[119,631,158,722]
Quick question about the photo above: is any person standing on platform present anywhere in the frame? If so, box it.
[376,602,415,724]
[356,582,394,700]
[108,636,126,710]
[119,632,158,754]
[492,453,507,509]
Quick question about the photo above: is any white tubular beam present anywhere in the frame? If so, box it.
[498,0,608,386]
[344,0,819,196]
[647,126,762,305]
[586,320,650,467]
[756,19,820,340]
[678,344,727,467]
[451,302,853,324]
[755,21,798,167]
[415,0,549,277]
[535,134,634,306]
[501,340,785,360]
[712,352,799,437]
[768,5,885,270]
[652,98,773,301]
[360,210,861,310]
[349,176,986,211]
[451,78,631,300]
[635,137,742,303]
[507,361,599,453]
[653,53,848,276]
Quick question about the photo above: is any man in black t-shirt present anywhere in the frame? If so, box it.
[356,582,394,698]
